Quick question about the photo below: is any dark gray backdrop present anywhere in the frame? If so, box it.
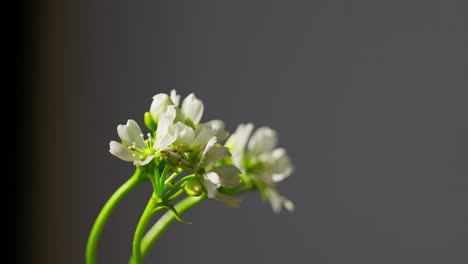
[33,1,468,263]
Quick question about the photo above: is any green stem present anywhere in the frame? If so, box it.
[140,195,207,258]
[131,196,163,264]
[164,171,180,185]
[86,169,144,264]
[136,184,256,261]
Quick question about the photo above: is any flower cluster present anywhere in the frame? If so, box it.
[109,90,293,211]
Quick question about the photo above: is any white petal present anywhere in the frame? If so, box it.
[181,93,204,124]
[156,133,177,151]
[204,171,221,185]
[199,120,229,142]
[268,148,294,182]
[150,93,173,122]
[170,89,180,106]
[172,122,195,146]
[156,106,176,135]
[203,176,220,198]
[117,120,145,149]
[266,188,294,213]
[266,189,282,213]
[201,137,217,158]
[193,127,218,148]
[134,155,156,166]
[283,198,295,212]
[155,106,177,150]
[212,165,241,187]
[247,127,278,155]
[199,146,231,168]
[109,141,136,162]
[225,123,254,168]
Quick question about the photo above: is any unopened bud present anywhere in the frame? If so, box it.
[144,112,158,132]
[184,178,204,197]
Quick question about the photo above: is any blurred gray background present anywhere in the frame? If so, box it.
[33,0,467,263]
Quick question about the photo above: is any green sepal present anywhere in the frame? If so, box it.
[163,205,191,224]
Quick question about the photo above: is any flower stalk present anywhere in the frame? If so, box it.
[86,168,145,264]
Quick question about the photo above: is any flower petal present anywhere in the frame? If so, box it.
[203,175,220,198]
[181,93,204,124]
[172,122,195,146]
[225,123,254,169]
[247,127,278,155]
[117,120,145,149]
[283,198,295,212]
[157,133,177,151]
[193,126,217,148]
[170,89,180,106]
[203,174,241,207]
[266,188,293,213]
[150,93,173,122]
[199,120,229,142]
[155,106,177,150]
[212,165,241,188]
[201,137,217,158]
[268,148,294,182]
[203,171,221,186]
[266,188,294,213]
[109,141,136,162]
[199,146,231,168]
[134,155,156,166]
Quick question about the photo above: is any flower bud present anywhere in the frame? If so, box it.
[144,112,158,132]
[184,178,204,197]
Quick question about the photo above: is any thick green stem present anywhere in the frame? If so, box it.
[140,184,255,258]
[86,169,144,264]
[140,195,206,258]
[132,196,163,264]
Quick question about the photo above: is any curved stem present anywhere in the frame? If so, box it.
[137,184,256,260]
[140,195,207,258]
[86,169,144,264]
[132,196,163,264]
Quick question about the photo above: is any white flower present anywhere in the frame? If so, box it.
[226,124,294,213]
[169,119,228,152]
[181,93,204,125]
[109,119,156,165]
[109,106,179,166]
[198,137,241,207]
